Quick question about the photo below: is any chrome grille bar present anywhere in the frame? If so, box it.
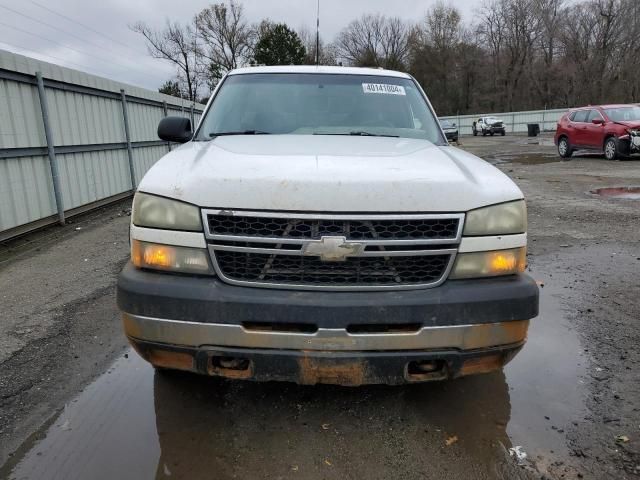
[201,209,463,291]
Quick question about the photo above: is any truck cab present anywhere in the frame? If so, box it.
[117,66,538,386]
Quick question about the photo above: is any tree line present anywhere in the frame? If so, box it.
[133,0,640,115]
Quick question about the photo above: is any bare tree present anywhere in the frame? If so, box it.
[336,14,412,69]
[477,0,543,110]
[131,20,201,102]
[132,0,640,114]
[559,0,627,105]
[410,2,465,113]
[195,0,254,77]
[297,26,338,65]
[530,0,565,107]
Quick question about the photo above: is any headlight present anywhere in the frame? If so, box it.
[132,192,202,231]
[464,200,526,236]
[131,240,212,274]
[449,247,526,279]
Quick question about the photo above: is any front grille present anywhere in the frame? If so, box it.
[215,251,451,286]
[208,215,459,241]
[203,210,463,291]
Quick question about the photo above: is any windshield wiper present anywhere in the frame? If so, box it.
[209,130,271,137]
[313,131,400,138]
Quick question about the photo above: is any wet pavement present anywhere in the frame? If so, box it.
[2,133,639,479]
[0,270,587,480]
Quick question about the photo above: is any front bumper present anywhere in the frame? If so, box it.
[444,130,458,141]
[117,263,538,384]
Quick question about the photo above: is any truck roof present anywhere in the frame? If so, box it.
[228,65,412,79]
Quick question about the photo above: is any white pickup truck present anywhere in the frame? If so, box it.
[473,116,507,136]
[117,66,538,386]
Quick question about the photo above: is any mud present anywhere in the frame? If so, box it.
[590,186,640,200]
[1,133,639,479]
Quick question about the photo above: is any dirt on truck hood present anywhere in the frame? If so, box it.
[138,135,523,212]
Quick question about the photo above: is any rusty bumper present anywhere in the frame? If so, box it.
[129,337,525,386]
[124,314,529,385]
[118,263,538,385]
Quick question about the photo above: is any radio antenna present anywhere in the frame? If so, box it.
[315,0,320,65]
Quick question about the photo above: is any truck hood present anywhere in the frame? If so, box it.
[138,135,523,212]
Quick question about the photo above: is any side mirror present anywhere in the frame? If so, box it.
[158,116,192,143]
[592,118,604,125]
[452,123,457,127]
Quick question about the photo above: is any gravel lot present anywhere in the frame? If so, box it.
[0,133,638,479]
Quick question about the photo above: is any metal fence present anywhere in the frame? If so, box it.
[0,49,206,241]
[440,107,568,135]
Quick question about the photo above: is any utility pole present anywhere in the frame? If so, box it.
[315,0,320,66]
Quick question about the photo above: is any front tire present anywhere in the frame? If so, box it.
[558,137,573,158]
[500,130,505,136]
[490,131,494,136]
[604,137,619,160]
[473,129,477,136]
[482,129,487,136]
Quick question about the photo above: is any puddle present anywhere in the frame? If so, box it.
[590,186,640,200]
[1,273,587,479]
[519,138,555,147]
[485,153,562,165]
[504,267,587,461]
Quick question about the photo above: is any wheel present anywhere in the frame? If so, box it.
[490,131,494,136]
[482,129,487,136]
[501,131,505,136]
[557,137,573,158]
[604,137,619,160]
[473,129,477,136]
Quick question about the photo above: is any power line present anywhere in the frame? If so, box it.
[0,40,161,90]
[0,3,167,73]
[0,21,135,71]
[0,40,112,76]
[0,3,110,52]
[27,0,145,54]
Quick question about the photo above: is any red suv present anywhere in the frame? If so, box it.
[554,104,640,160]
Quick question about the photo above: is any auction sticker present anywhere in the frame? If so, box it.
[362,83,406,95]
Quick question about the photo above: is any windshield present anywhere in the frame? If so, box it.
[604,107,640,122]
[439,120,454,128]
[195,73,445,143]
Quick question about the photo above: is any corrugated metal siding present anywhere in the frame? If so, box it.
[133,145,170,185]
[56,149,131,210]
[440,108,568,134]
[46,90,125,146]
[0,78,44,149]
[0,48,206,240]
[128,103,165,143]
[0,155,55,231]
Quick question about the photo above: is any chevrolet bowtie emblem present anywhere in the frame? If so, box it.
[302,236,365,262]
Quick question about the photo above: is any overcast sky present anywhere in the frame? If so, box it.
[0,0,478,91]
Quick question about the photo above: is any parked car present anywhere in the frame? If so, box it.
[117,66,538,386]
[554,104,640,160]
[439,119,459,142]
[473,116,506,136]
